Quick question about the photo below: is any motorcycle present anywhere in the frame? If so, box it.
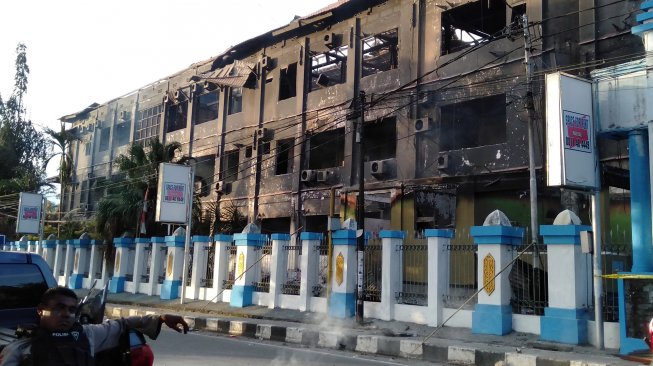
[77,282,154,366]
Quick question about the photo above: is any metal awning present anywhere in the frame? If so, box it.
[191,60,257,89]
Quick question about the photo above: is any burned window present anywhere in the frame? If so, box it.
[195,91,219,125]
[279,63,297,100]
[166,102,188,133]
[308,127,345,169]
[245,145,253,158]
[113,122,130,147]
[439,94,507,151]
[363,117,396,162]
[275,138,295,175]
[441,0,506,55]
[98,127,110,152]
[135,105,162,146]
[362,28,398,78]
[228,88,243,115]
[221,150,240,182]
[259,141,270,155]
[310,45,348,91]
[84,141,91,156]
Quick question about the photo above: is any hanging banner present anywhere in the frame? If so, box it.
[545,72,598,190]
[17,192,43,234]
[155,163,191,224]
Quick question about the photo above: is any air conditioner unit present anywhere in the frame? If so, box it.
[191,83,202,94]
[163,95,171,104]
[203,81,217,91]
[79,203,89,211]
[436,153,449,170]
[119,110,129,121]
[174,90,183,101]
[324,32,339,48]
[316,170,330,182]
[260,55,272,71]
[215,181,231,194]
[256,128,272,141]
[414,117,433,133]
[301,170,316,182]
[370,158,396,178]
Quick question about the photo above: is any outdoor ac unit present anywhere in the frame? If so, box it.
[174,90,184,101]
[260,55,272,71]
[191,82,202,94]
[414,117,433,133]
[316,170,330,182]
[79,203,89,211]
[437,153,449,170]
[119,110,129,121]
[301,170,316,182]
[203,81,217,91]
[256,128,272,141]
[163,95,171,104]
[215,181,231,194]
[324,32,339,48]
[370,158,395,178]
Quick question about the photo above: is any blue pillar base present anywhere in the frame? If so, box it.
[160,280,181,300]
[68,273,84,289]
[230,285,253,307]
[540,307,588,345]
[472,304,512,335]
[109,276,126,293]
[328,292,355,318]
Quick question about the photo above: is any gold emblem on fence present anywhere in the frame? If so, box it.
[335,252,344,286]
[166,253,173,278]
[115,252,121,273]
[237,252,245,279]
[483,253,496,296]
[74,251,79,272]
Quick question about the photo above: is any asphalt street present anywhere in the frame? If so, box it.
[150,328,444,366]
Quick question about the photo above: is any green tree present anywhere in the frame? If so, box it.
[43,123,79,223]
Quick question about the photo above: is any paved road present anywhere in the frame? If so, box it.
[150,329,443,366]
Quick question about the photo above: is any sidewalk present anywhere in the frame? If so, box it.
[83,290,643,366]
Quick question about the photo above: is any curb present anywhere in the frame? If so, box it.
[106,304,629,366]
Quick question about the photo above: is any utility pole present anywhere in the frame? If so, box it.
[356,90,366,324]
[522,14,540,260]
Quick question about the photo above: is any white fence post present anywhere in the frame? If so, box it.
[148,237,166,296]
[69,236,91,289]
[269,233,290,309]
[213,234,233,303]
[132,238,150,294]
[189,235,211,300]
[87,240,103,288]
[426,229,454,327]
[109,237,135,293]
[299,232,322,312]
[380,230,405,321]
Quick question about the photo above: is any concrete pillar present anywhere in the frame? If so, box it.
[628,131,653,272]
[147,237,166,296]
[17,237,28,252]
[378,230,404,321]
[230,233,267,307]
[88,240,103,287]
[109,237,134,293]
[161,234,185,300]
[40,237,57,269]
[299,232,322,312]
[212,234,233,302]
[470,211,524,335]
[28,240,36,253]
[269,233,290,309]
[426,229,454,327]
[53,240,66,282]
[189,236,211,300]
[540,216,592,345]
[329,230,357,318]
[63,240,75,286]
[132,238,150,294]
[69,236,91,289]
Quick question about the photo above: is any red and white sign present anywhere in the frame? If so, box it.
[155,163,191,224]
[17,193,42,234]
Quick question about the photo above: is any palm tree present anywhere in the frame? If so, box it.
[43,123,79,228]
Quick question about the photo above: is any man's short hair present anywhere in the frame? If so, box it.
[40,286,78,305]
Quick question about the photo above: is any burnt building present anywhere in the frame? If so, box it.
[60,0,641,240]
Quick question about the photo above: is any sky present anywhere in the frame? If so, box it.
[0,0,336,181]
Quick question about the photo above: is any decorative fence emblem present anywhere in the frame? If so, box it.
[74,251,79,272]
[115,252,121,273]
[336,252,344,286]
[166,253,173,278]
[483,253,495,296]
[237,252,245,279]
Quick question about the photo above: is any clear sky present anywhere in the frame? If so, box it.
[0,0,336,180]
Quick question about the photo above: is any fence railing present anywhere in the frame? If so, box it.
[600,243,631,322]
[396,237,428,306]
[253,240,272,292]
[222,244,237,290]
[203,243,216,288]
[142,244,152,282]
[509,243,548,315]
[282,244,301,295]
[364,238,382,302]
[313,239,329,297]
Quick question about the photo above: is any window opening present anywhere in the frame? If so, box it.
[135,105,162,146]
[221,150,240,182]
[113,122,130,147]
[310,45,348,91]
[228,88,243,115]
[166,102,188,133]
[363,117,396,162]
[275,138,295,175]
[259,141,270,155]
[440,94,507,150]
[441,0,506,55]
[98,127,110,152]
[362,28,398,77]
[84,141,91,156]
[279,63,297,100]
[196,91,220,125]
[308,128,345,169]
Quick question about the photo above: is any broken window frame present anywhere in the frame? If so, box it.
[98,127,110,152]
[362,28,399,78]
[309,45,348,91]
[112,122,131,148]
[165,101,188,133]
[135,105,162,146]
[363,117,397,162]
[221,149,240,183]
[228,87,243,115]
[307,127,345,170]
[278,63,298,101]
[275,138,295,175]
[195,90,220,125]
[439,93,508,151]
[440,0,514,55]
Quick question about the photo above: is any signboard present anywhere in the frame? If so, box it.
[155,163,191,224]
[17,192,42,234]
[545,72,598,189]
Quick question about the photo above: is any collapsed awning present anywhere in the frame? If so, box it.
[190,60,257,89]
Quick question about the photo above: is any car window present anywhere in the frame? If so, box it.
[0,264,48,309]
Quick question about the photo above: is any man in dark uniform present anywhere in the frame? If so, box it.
[0,286,189,366]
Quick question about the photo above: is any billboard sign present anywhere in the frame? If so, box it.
[17,192,42,234]
[546,72,598,190]
[155,163,191,224]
